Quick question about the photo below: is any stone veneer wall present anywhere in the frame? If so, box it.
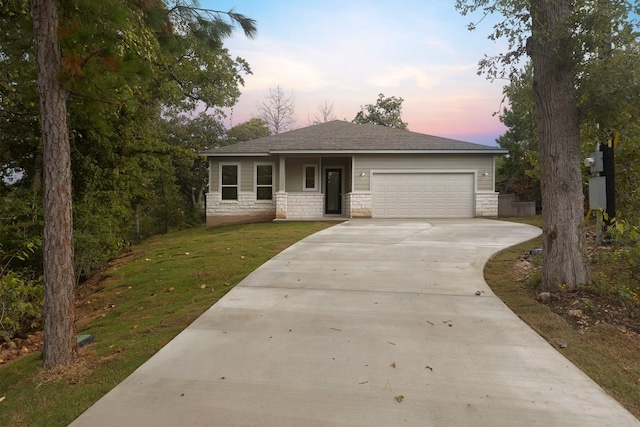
[348,192,372,218]
[275,192,287,219]
[285,193,324,218]
[475,192,499,217]
[206,192,276,218]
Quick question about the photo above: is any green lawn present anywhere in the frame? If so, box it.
[0,221,336,427]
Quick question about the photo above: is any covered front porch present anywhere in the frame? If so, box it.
[274,155,367,220]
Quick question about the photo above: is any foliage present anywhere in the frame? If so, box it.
[256,85,296,134]
[352,93,408,129]
[162,110,227,221]
[1,0,259,367]
[226,117,271,142]
[0,241,43,342]
[589,217,640,305]
[495,65,540,204]
[0,0,258,282]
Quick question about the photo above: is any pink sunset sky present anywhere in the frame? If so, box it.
[201,0,510,146]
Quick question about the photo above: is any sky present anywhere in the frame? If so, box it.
[199,0,510,146]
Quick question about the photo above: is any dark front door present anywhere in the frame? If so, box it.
[325,168,342,214]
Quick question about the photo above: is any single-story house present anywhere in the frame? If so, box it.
[201,120,507,227]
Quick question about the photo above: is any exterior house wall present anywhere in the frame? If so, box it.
[206,156,279,226]
[475,192,499,217]
[205,191,276,226]
[208,156,280,192]
[284,157,321,192]
[353,154,495,192]
[205,153,499,225]
[348,192,373,217]
[286,193,324,218]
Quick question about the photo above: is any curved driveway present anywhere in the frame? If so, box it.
[71,219,640,426]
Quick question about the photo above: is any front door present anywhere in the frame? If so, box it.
[325,168,342,214]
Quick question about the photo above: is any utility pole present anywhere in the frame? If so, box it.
[600,132,616,226]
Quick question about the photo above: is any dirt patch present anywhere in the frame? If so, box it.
[0,331,43,366]
[514,255,640,340]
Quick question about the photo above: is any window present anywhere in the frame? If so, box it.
[303,164,318,191]
[221,164,239,200]
[256,164,273,200]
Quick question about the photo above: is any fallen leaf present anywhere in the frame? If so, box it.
[425,365,433,371]
[180,393,185,397]
[390,362,396,368]
[395,395,404,403]
[132,325,139,329]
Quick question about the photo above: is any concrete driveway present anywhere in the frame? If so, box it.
[70,219,640,426]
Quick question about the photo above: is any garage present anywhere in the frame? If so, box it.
[372,173,474,218]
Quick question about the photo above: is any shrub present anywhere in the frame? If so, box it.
[0,242,43,341]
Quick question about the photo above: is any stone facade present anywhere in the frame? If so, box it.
[205,189,499,225]
[275,192,287,219]
[285,193,324,218]
[205,192,276,226]
[475,192,499,217]
[348,192,373,218]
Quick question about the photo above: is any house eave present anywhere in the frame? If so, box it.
[200,152,272,157]
[201,149,508,157]
[268,149,508,155]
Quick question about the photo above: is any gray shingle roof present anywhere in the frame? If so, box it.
[202,120,505,155]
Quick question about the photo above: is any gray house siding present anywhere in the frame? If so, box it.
[353,154,494,192]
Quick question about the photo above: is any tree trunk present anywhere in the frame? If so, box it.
[528,0,589,292]
[31,0,77,368]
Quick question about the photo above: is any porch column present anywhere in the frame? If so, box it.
[278,156,286,192]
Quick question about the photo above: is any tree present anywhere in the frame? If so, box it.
[31,0,77,368]
[256,85,296,134]
[456,0,640,292]
[23,0,257,369]
[163,111,227,218]
[226,118,271,142]
[352,93,408,129]
[310,99,336,125]
[527,0,589,290]
[496,65,540,206]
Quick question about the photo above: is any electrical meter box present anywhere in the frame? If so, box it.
[589,176,607,210]
[589,151,604,173]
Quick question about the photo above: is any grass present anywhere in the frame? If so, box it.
[485,216,640,419]
[0,221,335,427]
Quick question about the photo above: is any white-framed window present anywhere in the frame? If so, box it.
[255,163,274,200]
[220,163,240,200]
[303,164,318,191]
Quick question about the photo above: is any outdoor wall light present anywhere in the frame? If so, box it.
[482,170,489,177]
[360,170,366,177]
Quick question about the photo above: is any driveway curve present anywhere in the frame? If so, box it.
[71,219,640,427]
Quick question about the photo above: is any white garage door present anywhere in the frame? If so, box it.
[372,173,474,218]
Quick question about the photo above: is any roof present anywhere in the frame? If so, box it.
[201,120,506,156]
